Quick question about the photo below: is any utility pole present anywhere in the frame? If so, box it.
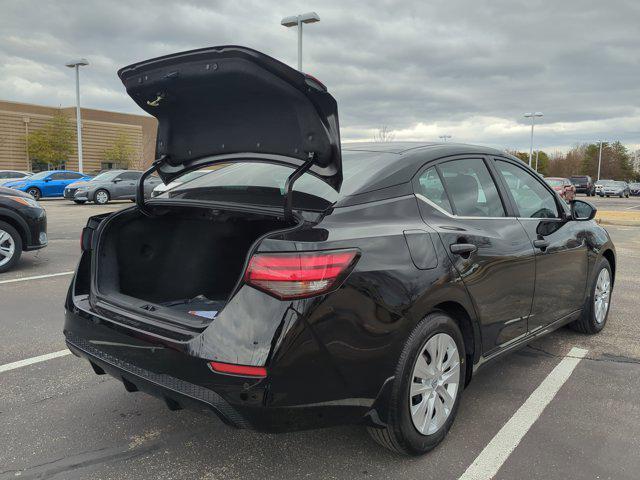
[523,112,543,168]
[281,12,320,71]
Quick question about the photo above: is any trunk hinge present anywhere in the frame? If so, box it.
[136,155,167,217]
[283,153,316,222]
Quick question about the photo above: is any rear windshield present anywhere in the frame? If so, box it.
[161,153,378,210]
[545,178,564,187]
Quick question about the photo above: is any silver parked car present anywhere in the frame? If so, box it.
[598,180,630,198]
[0,170,32,186]
[64,170,162,204]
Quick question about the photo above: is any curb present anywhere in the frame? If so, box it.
[597,218,640,227]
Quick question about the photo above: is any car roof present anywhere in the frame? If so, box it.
[339,142,509,198]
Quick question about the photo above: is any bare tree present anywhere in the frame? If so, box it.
[373,126,395,143]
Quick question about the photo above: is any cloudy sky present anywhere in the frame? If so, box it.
[1,0,639,153]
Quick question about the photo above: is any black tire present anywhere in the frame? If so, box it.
[26,187,41,200]
[570,257,612,334]
[94,189,110,205]
[73,200,86,205]
[0,220,23,273]
[367,312,466,455]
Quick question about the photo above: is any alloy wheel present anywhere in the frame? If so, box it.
[594,268,611,324]
[409,332,460,435]
[0,229,16,268]
[95,190,109,204]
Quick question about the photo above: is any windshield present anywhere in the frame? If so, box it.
[546,179,564,187]
[630,183,640,188]
[28,171,54,180]
[90,171,120,182]
[598,180,614,185]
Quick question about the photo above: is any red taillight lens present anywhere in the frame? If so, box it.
[244,250,359,299]
[209,361,267,378]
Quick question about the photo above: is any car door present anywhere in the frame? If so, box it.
[492,158,589,331]
[414,157,536,354]
[118,171,142,199]
[44,173,68,196]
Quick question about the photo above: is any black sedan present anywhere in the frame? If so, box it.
[0,186,47,272]
[64,46,616,456]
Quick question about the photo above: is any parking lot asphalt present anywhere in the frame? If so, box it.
[1,198,639,480]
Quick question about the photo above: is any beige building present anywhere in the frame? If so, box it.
[0,100,157,173]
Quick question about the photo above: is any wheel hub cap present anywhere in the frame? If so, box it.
[0,229,16,267]
[409,332,460,435]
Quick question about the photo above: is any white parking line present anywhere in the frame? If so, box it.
[459,347,588,480]
[0,350,71,373]
[0,271,74,285]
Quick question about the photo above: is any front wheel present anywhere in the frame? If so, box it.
[367,312,466,455]
[0,221,23,273]
[94,189,110,205]
[570,257,612,334]
[26,188,41,200]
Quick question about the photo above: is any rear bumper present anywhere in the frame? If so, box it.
[63,284,376,432]
[65,332,250,428]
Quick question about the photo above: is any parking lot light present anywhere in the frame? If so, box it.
[65,58,89,174]
[281,12,320,71]
[524,112,543,168]
[439,135,452,142]
[597,140,604,180]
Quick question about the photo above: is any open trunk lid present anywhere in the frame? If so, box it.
[118,45,342,190]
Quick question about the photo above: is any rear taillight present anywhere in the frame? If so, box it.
[244,250,359,300]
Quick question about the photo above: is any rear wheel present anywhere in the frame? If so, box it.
[94,189,110,205]
[367,312,465,455]
[0,221,23,273]
[26,187,41,200]
[570,257,612,334]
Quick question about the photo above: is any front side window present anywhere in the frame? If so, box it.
[415,167,453,214]
[438,159,505,217]
[495,160,559,218]
[49,173,66,180]
[119,172,142,180]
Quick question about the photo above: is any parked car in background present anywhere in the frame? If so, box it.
[594,179,613,196]
[599,180,629,198]
[570,175,595,196]
[0,170,32,186]
[64,170,162,205]
[151,169,216,197]
[65,46,616,456]
[4,170,91,199]
[0,186,47,272]
[629,182,640,196]
[545,177,576,202]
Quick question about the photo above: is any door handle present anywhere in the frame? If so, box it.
[450,243,477,255]
[533,239,549,250]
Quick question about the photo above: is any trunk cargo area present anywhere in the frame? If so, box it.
[94,205,295,326]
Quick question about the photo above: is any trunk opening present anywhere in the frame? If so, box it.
[93,204,298,331]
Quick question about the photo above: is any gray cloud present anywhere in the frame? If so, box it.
[1,0,638,152]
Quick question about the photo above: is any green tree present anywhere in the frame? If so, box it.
[508,150,549,175]
[26,110,75,169]
[103,131,136,169]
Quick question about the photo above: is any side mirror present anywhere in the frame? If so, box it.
[570,199,596,221]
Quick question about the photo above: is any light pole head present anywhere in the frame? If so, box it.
[281,12,320,27]
[65,58,89,68]
[523,112,543,118]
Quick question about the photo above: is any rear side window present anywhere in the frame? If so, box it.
[415,167,453,214]
[49,173,66,180]
[65,172,83,179]
[495,160,559,219]
[438,159,505,217]
[119,172,142,180]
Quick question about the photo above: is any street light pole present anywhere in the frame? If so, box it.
[65,58,89,173]
[281,12,320,71]
[523,112,543,168]
[597,140,603,181]
[439,135,452,142]
[535,149,540,171]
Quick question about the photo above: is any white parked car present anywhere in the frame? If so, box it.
[0,170,32,186]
